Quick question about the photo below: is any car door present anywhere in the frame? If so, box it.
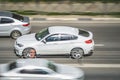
[37,34,65,55]
[0,17,14,36]
[37,34,78,55]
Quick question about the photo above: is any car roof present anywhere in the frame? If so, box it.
[15,59,50,68]
[48,26,79,35]
[0,11,12,17]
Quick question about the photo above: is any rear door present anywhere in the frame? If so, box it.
[58,34,78,53]
[0,17,14,36]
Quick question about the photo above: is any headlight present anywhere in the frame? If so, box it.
[17,43,24,47]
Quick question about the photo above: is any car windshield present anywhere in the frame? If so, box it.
[35,28,49,41]
[12,13,24,21]
[47,62,57,72]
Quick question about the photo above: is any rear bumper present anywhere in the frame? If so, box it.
[84,50,93,56]
[83,43,94,56]
[21,27,31,35]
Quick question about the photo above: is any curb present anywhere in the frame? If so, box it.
[31,17,120,21]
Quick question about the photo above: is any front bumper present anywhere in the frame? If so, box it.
[14,45,23,57]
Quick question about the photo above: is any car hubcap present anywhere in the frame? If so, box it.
[23,49,29,58]
[71,49,83,59]
[12,31,21,39]
[23,48,36,58]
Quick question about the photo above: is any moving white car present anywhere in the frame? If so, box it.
[0,59,84,80]
[0,11,31,39]
[14,26,94,59]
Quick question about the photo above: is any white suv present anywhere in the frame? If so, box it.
[14,26,94,59]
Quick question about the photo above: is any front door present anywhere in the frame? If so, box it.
[37,34,64,55]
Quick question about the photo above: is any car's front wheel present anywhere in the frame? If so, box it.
[22,48,36,58]
[70,48,84,59]
[10,30,21,39]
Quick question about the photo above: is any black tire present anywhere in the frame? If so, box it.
[10,30,21,39]
[70,48,84,59]
[22,48,36,58]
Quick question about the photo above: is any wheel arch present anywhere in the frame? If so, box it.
[22,47,37,56]
[10,28,22,36]
[10,29,21,35]
[70,47,84,56]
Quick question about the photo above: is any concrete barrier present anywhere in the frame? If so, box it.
[0,2,120,13]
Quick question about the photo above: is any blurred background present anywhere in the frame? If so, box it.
[0,0,120,17]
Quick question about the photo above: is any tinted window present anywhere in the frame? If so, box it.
[46,34,60,42]
[35,28,49,41]
[8,62,17,71]
[12,13,24,21]
[79,29,89,37]
[0,18,14,24]
[60,34,78,41]
[48,62,57,72]
[20,69,49,74]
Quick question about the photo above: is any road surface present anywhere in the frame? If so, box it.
[0,20,120,80]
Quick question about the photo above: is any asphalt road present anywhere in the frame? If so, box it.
[0,20,120,80]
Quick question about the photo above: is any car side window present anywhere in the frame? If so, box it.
[60,34,78,41]
[0,18,14,24]
[45,34,60,42]
[19,69,49,75]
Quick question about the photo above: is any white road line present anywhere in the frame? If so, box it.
[66,64,120,68]
[47,18,78,21]
[95,44,104,46]
[9,77,22,80]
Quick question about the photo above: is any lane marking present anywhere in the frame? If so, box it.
[47,18,78,21]
[9,77,22,80]
[66,64,120,68]
[95,44,104,46]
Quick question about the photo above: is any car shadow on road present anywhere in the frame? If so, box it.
[0,36,10,38]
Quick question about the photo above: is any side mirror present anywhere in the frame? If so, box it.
[42,39,46,44]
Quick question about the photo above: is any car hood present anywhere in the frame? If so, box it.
[56,64,84,80]
[16,33,38,45]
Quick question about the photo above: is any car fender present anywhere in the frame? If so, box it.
[70,47,84,54]
[9,28,22,36]
[22,47,36,54]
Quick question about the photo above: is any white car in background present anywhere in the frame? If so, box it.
[14,26,94,59]
[0,11,31,39]
[0,59,84,80]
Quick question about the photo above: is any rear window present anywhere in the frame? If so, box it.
[79,29,89,37]
[12,13,24,21]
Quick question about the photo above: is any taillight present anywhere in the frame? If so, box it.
[23,23,30,27]
[85,39,92,44]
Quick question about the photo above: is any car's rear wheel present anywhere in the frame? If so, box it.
[11,30,21,39]
[22,48,36,58]
[70,48,84,59]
